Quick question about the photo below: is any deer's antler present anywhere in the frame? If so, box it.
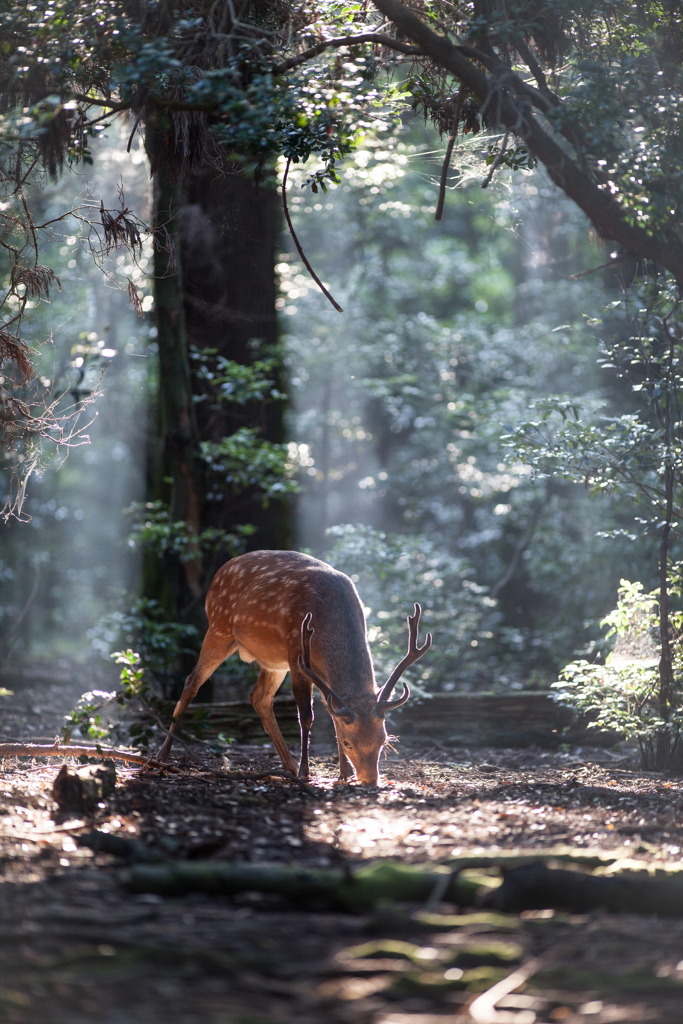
[376,603,432,715]
[298,613,355,721]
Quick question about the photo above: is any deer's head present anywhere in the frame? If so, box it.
[298,605,432,785]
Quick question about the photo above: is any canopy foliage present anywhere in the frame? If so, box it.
[1,2,681,477]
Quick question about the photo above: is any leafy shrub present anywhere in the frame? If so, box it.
[552,580,683,768]
[125,501,255,562]
[88,598,200,694]
[62,650,219,752]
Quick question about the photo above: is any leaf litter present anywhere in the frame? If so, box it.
[0,685,681,1021]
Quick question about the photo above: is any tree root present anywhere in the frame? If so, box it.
[469,955,553,1024]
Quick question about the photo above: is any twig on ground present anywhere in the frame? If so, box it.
[469,955,553,1023]
[198,768,297,781]
[0,741,175,770]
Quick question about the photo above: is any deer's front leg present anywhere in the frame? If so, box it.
[334,727,355,781]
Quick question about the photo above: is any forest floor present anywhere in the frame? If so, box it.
[0,679,682,1022]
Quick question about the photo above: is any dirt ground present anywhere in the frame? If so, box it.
[0,680,682,1023]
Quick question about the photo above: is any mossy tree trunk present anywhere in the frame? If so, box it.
[181,160,289,556]
[144,120,205,694]
[143,145,288,697]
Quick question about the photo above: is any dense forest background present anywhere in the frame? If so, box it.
[0,116,654,697]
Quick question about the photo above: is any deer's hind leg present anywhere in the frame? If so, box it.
[290,665,314,780]
[249,668,296,776]
[158,629,237,763]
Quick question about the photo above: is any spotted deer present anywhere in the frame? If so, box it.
[157,550,432,784]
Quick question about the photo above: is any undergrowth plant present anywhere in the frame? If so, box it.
[62,650,229,754]
[508,280,683,769]
[552,580,683,770]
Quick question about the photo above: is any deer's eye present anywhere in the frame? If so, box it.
[343,741,352,749]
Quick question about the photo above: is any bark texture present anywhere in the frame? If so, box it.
[146,119,203,622]
[181,162,289,554]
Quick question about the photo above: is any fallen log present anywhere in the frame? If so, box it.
[124,860,483,911]
[487,862,683,918]
[122,856,683,918]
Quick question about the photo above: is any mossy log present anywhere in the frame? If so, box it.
[193,691,614,748]
[124,857,683,918]
[488,862,683,917]
[125,860,482,911]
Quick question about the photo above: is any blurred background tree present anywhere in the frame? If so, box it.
[281,133,652,692]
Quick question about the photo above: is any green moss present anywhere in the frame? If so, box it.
[449,941,524,968]
[391,970,467,996]
[391,965,512,997]
[537,966,683,993]
[341,939,423,962]
[412,910,520,931]
[461,966,513,992]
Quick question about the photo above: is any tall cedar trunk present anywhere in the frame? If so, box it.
[655,462,676,770]
[145,122,205,693]
[144,151,286,699]
[180,162,288,556]
[144,121,205,696]
[652,322,679,771]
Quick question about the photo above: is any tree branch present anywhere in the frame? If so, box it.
[274,32,423,74]
[371,0,683,285]
[281,159,343,313]
[490,494,547,599]
[0,741,171,769]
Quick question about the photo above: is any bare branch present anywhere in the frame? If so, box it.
[274,31,423,74]
[0,741,172,769]
[281,159,343,313]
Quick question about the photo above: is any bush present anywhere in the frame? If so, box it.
[552,580,682,769]
[62,650,224,753]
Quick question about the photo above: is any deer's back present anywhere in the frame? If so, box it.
[206,551,373,683]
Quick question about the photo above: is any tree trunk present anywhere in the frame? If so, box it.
[181,160,289,558]
[653,324,678,771]
[655,464,675,770]
[144,120,205,693]
[142,149,287,699]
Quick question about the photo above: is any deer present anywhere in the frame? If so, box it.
[157,550,432,785]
